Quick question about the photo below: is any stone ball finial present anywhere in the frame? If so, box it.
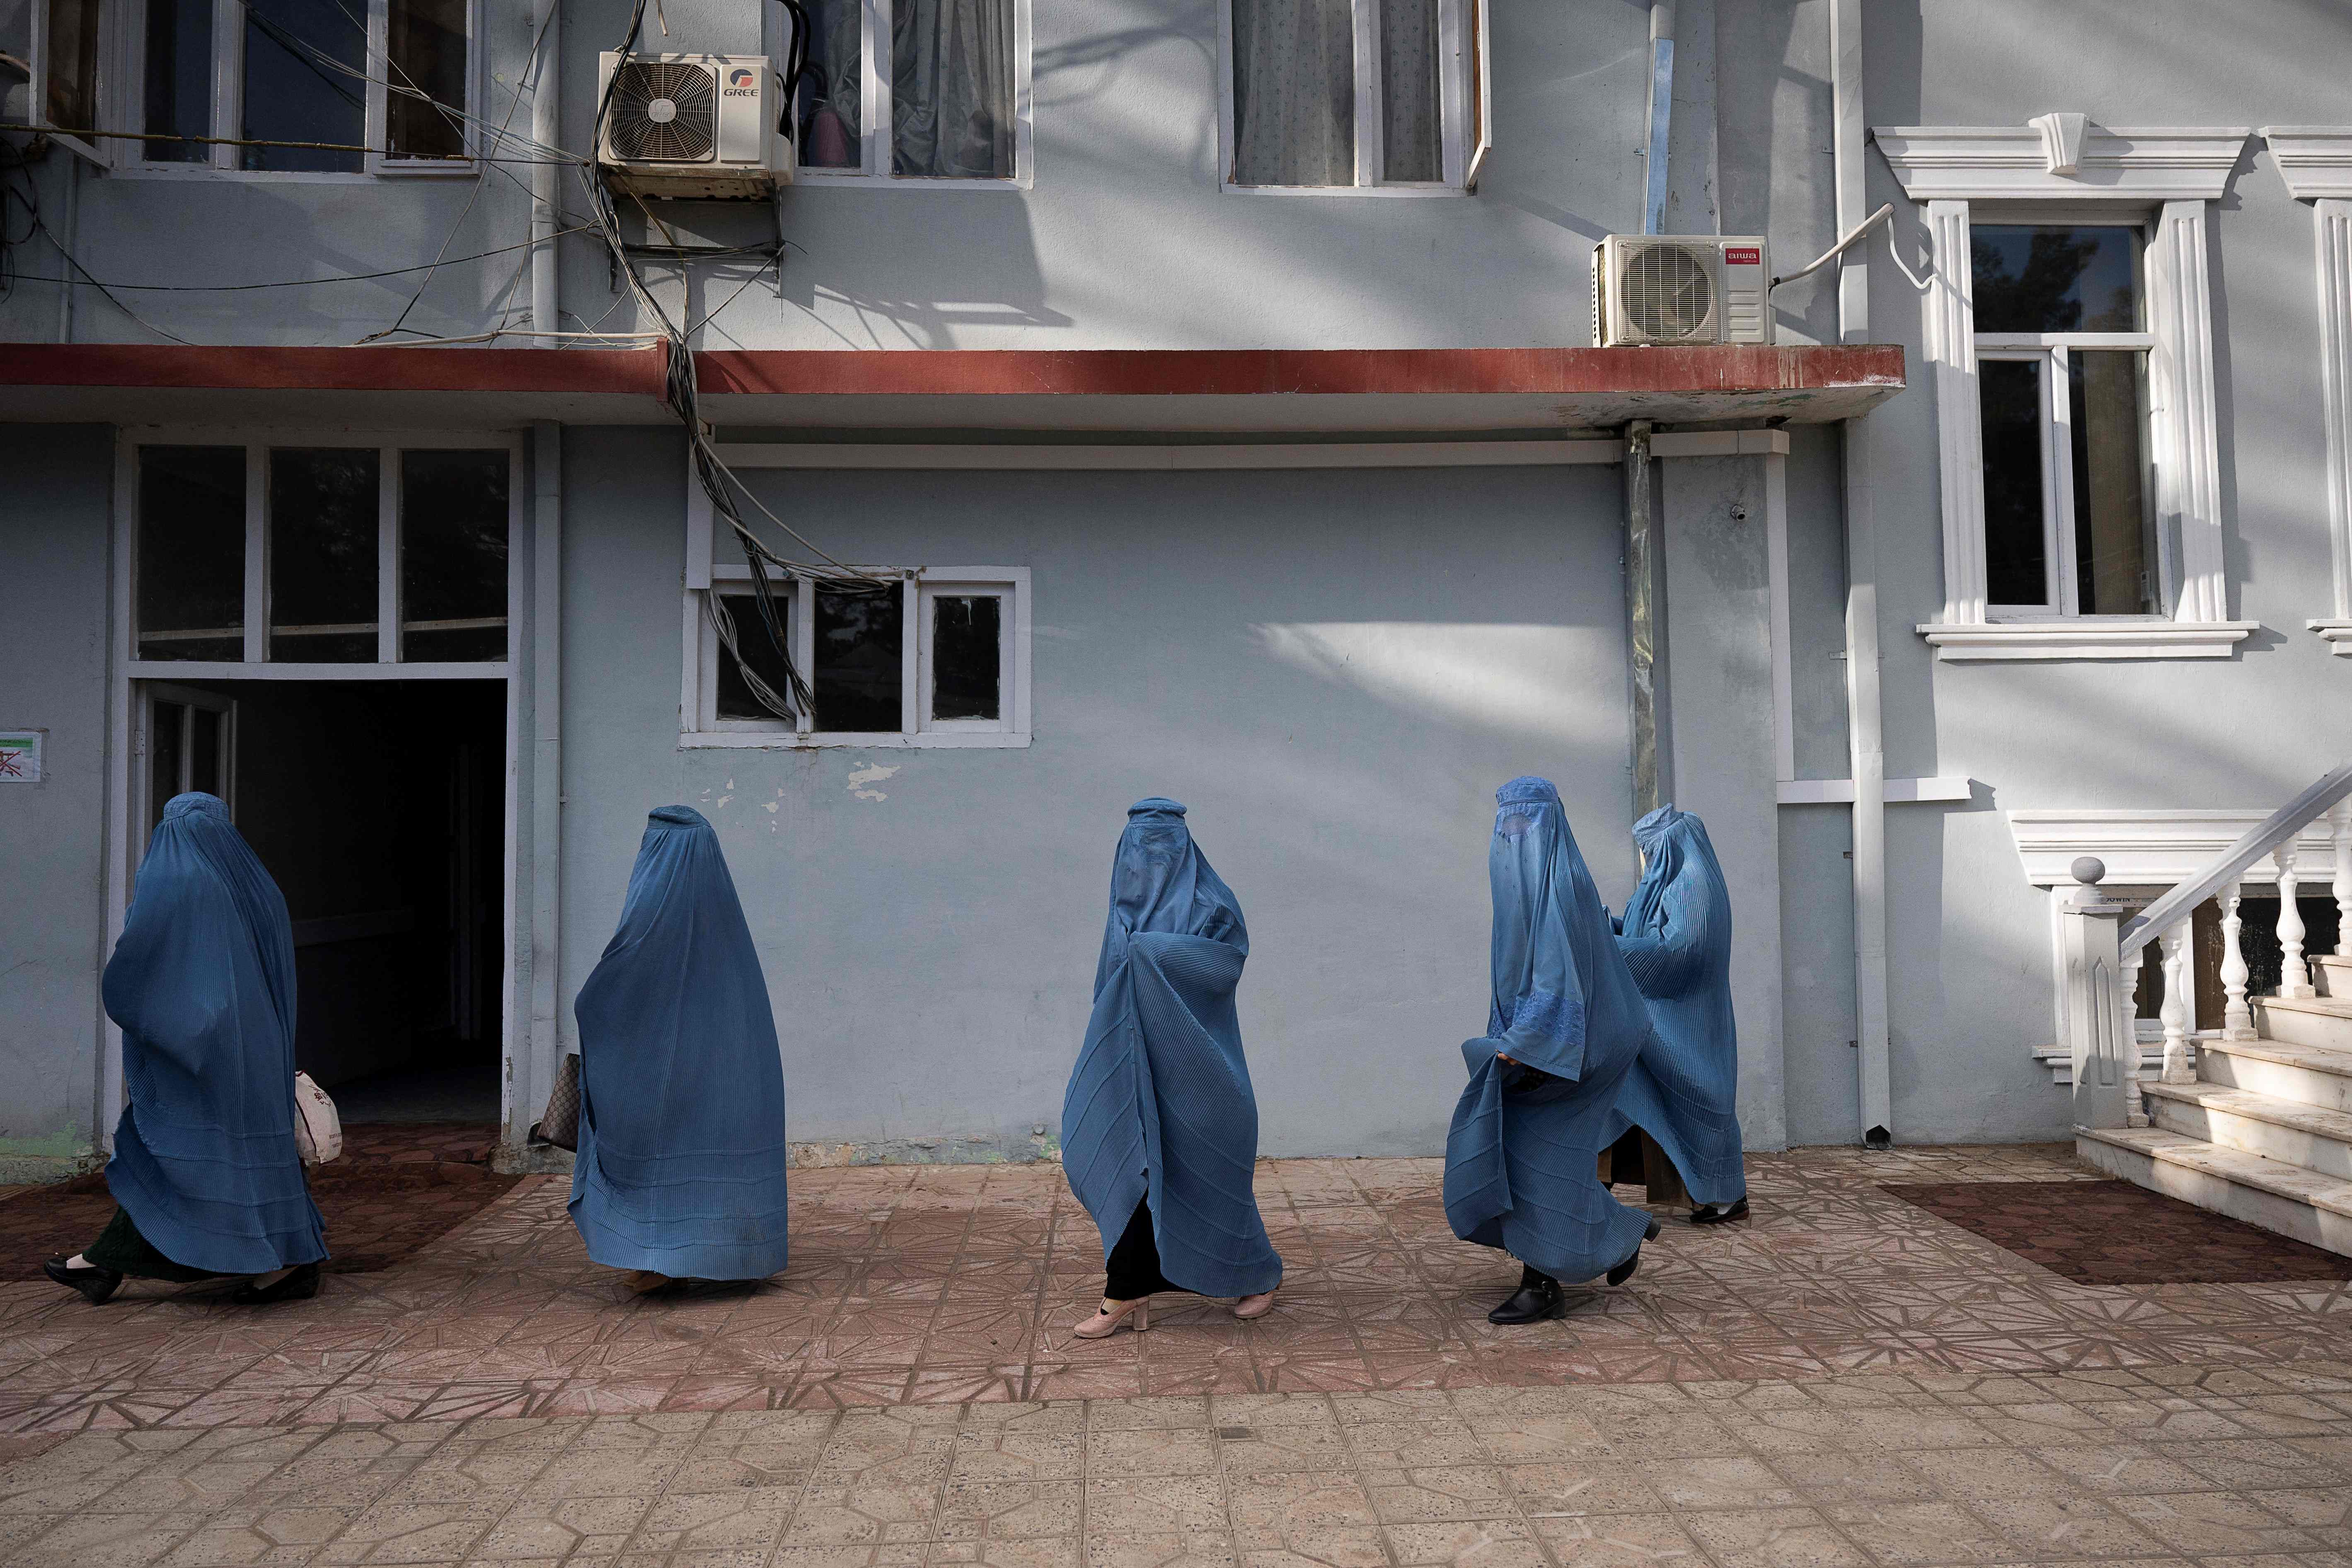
[2070,856,2106,886]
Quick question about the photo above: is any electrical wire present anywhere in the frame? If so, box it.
[1,225,597,290]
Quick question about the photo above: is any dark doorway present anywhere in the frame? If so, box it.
[136,678,506,1120]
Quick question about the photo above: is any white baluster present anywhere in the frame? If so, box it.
[2219,878,2255,1040]
[2276,842,2314,998]
[2160,923,2194,1085]
[2332,799,2351,960]
[2120,941,2149,1123]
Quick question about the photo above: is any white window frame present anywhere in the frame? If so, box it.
[123,428,523,680]
[28,0,109,162]
[682,565,1032,749]
[1875,119,2258,660]
[2264,129,2352,656]
[110,0,481,180]
[785,0,1033,191]
[1215,0,1488,197]
[135,682,235,839]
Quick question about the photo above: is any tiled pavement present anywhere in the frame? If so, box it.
[2,1144,2349,1565]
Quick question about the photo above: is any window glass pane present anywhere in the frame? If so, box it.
[1231,0,1354,186]
[715,592,797,721]
[270,449,379,663]
[241,0,366,172]
[1978,359,2049,607]
[386,0,468,159]
[138,446,246,661]
[43,0,99,131]
[189,707,221,797]
[2069,350,2155,615]
[150,703,183,837]
[1972,226,2141,334]
[815,587,904,732]
[401,450,508,661]
[143,0,212,161]
[931,594,1000,721]
[891,0,1013,178]
[799,0,862,168]
[1379,0,1439,182]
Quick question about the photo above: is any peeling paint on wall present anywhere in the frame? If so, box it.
[847,762,899,802]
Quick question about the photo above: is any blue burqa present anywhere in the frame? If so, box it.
[1443,778,1654,1282]
[1602,806,1746,1205]
[102,793,328,1275]
[1060,799,1282,1299]
[569,805,791,1280]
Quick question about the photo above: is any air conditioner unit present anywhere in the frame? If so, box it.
[1592,235,1771,347]
[596,52,792,199]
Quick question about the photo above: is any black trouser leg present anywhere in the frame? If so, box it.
[1104,1198,1181,1301]
[1518,1262,1556,1289]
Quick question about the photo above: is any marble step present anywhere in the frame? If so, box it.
[2142,1080,2352,1181]
[2317,953,2352,998]
[2201,1033,2352,1115]
[2077,1125,2352,1257]
[2254,993,2352,1054]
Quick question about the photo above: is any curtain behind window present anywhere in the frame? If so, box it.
[893,0,1015,178]
[1379,0,1439,182]
[1231,0,1353,186]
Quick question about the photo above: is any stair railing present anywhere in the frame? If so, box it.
[2064,763,2352,1131]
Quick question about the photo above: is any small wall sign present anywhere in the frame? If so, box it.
[0,730,45,784]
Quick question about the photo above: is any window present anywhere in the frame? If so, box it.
[140,685,232,837]
[1220,0,1488,192]
[129,438,515,670]
[35,0,102,138]
[1972,225,2159,619]
[686,568,1030,747]
[793,0,1030,185]
[127,0,475,173]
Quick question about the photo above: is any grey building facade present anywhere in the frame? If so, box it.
[2,0,2347,1177]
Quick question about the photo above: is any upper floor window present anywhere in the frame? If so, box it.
[1972,224,2159,618]
[1221,0,1489,193]
[794,0,1031,186]
[131,0,474,174]
[131,438,515,671]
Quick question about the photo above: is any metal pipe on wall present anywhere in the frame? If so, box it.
[525,421,563,1153]
[1830,0,1892,1146]
[1643,2,1677,235]
[529,1,562,336]
[1625,419,1669,821]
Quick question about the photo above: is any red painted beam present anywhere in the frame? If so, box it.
[0,342,1903,399]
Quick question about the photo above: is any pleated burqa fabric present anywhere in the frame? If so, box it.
[569,806,791,1280]
[102,793,328,1276]
[1060,799,1282,1299]
[1443,777,1654,1282]
[1603,806,1747,1205]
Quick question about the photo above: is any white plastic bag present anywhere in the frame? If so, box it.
[293,1071,343,1166]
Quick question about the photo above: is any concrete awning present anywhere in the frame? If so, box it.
[0,342,1904,431]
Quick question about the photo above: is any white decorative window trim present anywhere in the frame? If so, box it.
[678,566,1033,750]
[1915,622,2255,661]
[1871,121,2250,202]
[2008,808,2342,887]
[2266,131,2352,654]
[1877,119,2251,661]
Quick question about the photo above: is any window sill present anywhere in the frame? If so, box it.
[106,166,403,184]
[792,172,1034,192]
[1220,181,1470,199]
[2308,619,2352,656]
[679,730,1031,750]
[1915,621,2258,661]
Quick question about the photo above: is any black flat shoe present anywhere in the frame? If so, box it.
[1488,1272,1565,1325]
[44,1256,121,1306]
[232,1262,320,1306]
[1690,1198,1749,1226]
[1606,1216,1665,1286]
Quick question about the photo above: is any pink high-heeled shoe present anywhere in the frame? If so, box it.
[1234,1290,1276,1320]
[1072,1297,1150,1339]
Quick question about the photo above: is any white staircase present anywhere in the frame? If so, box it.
[2079,955,2352,1256]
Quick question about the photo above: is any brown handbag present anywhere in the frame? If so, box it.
[531,1053,583,1151]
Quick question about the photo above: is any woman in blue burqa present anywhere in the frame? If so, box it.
[1600,806,1748,1224]
[1444,777,1661,1324]
[45,793,328,1307]
[569,805,792,1293]
[1060,799,1281,1337]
